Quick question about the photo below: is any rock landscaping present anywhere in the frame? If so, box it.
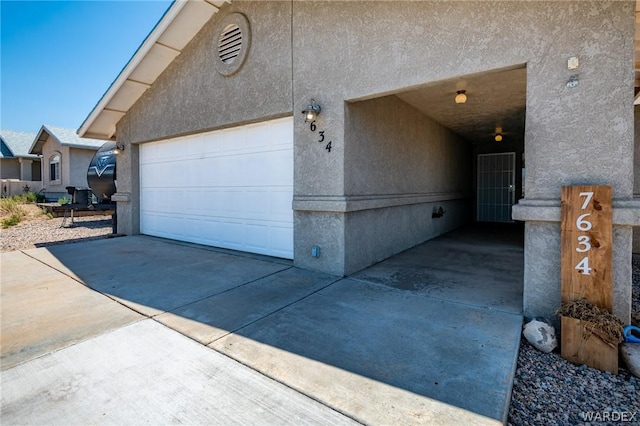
[508,258,640,425]
[0,205,114,252]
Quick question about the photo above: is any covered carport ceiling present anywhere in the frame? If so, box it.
[395,66,527,146]
[401,1,639,139]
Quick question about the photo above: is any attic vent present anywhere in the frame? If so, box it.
[218,24,242,64]
[214,13,251,76]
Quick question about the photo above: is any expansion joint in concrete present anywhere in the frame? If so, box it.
[154,266,295,321]
[20,249,150,319]
[207,276,343,345]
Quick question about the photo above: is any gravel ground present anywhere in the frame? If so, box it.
[0,210,115,252]
[507,260,640,426]
[2,212,639,424]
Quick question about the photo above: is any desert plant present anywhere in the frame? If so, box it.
[2,213,22,228]
[24,192,37,203]
[6,193,36,204]
[0,198,27,228]
[0,198,27,217]
[40,207,54,219]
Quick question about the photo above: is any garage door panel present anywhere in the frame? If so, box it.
[140,117,293,259]
[269,190,295,221]
[141,148,293,187]
[142,213,293,259]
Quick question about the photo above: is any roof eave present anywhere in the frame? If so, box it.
[78,0,227,140]
[0,140,15,157]
[65,143,101,150]
[28,125,49,155]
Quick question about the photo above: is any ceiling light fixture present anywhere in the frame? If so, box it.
[495,134,503,142]
[454,90,467,104]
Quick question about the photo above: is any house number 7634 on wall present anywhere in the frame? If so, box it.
[309,121,332,153]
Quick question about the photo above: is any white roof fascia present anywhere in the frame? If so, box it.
[64,144,102,150]
[78,0,225,140]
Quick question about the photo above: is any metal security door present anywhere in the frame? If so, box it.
[477,152,516,222]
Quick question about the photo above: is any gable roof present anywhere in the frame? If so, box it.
[0,129,39,159]
[78,0,229,140]
[29,125,106,155]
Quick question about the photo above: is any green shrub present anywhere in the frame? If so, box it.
[5,193,36,204]
[2,213,22,228]
[24,192,37,203]
[57,196,70,205]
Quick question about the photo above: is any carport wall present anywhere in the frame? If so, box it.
[113,1,636,321]
[292,0,636,322]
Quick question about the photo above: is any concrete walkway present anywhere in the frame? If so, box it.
[1,227,523,425]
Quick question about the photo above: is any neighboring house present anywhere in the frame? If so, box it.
[0,129,42,197]
[29,125,105,201]
[79,1,639,323]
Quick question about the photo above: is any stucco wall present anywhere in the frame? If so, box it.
[344,95,471,274]
[290,0,634,318]
[119,1,292,145]
[344,95,470,196]
[291,5,633,204]
[113,1,634,319]
[69,148,96,189]
[344,200,470,274]
[31,161,41,181]
[292,0,634,198]
[116,0,294,235]
[295,95,471,274]
[1,159,20,179]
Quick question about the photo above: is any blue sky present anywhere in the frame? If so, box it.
[1,0,173,134]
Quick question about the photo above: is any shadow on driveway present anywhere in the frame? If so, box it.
[3,226,523,425]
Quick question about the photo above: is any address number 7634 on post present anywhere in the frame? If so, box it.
[560,185,612,311]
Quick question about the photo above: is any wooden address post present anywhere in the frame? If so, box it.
[560,185,616,373]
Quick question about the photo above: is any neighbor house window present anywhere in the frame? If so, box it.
[49,154,60,183]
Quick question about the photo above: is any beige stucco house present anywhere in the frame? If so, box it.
[79,0,640,324]
[29,125,105,201]
[0,129,42,197]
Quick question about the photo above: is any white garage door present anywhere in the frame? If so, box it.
[139,117,293,259]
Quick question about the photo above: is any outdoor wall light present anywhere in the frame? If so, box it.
[302,99,321,122]
[495,134,503,142]
[454,90,467,104]
[113,143,125,154]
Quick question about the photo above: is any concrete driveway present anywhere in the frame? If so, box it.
[1,227,523,425]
